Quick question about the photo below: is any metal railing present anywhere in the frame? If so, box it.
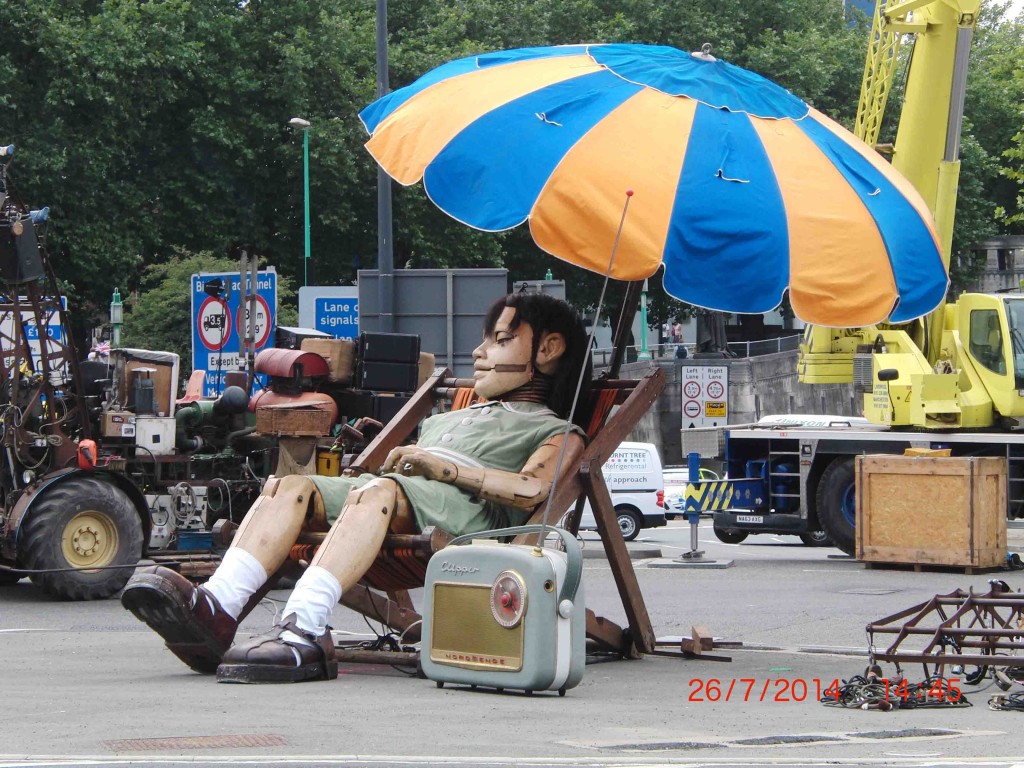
[591,334,801,366]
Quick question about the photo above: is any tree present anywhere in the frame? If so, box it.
[3,0,1021,342]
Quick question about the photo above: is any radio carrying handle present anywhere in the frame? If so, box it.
[448,525,582,607]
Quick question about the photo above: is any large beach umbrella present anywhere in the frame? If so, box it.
[360,43,947,327]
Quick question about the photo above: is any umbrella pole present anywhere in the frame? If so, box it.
[608,280,644,378]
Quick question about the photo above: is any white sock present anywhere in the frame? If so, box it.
[203,547,268,619]
[280,565,342,647]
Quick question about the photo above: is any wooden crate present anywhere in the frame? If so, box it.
[255,405,334,437]
[856,455,1006,569]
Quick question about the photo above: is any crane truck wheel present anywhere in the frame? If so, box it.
[816,457,857,556]
[713,528,748,544]
[799,530,832,547]
[21,476,144,600]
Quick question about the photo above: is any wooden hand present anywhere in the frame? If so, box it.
[380,446,458,483]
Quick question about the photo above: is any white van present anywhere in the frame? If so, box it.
[572,442,667,541]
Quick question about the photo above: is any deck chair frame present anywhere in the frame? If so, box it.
[325,362,664,658]
[235,280,663,659]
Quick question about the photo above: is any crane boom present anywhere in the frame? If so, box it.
[800,0,983,400]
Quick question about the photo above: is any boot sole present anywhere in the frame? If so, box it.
[120,572,229,674]
[216,659,339,684]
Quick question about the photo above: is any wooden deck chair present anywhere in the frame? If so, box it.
[234,280,663,660]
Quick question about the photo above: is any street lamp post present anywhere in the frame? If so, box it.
[109,287,123,347]
[638,278,652,360]
[289,117,311,286]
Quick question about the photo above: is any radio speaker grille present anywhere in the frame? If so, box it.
[429,582,524,671]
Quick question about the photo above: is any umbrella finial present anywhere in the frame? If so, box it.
[691,43,716,62]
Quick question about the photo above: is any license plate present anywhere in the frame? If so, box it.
[736,515,763,524]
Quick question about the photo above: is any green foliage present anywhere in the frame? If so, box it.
[965,12,1024,233]
[1,0,1021,339]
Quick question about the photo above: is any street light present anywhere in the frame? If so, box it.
[638,278,652,360]
[109,287,123,347]
[289,117,311,286]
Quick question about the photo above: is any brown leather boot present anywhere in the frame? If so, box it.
[216,614,338,684]
[121,566,237,674]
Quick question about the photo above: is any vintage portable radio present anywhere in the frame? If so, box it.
[421,525,585,695]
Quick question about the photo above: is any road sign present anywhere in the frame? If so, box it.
[681,364,729,429]
[191,269,277,396]
[298,286,359,339]
[313,296,358,338]
[0,296,67,375]
[236,295,272,348]
[196,297,232,351]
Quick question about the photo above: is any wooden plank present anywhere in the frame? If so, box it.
[608,281,644,378]
[583,463,656,655]
[521,369,666,531]
[345,368,451,475]
[334,647,419,666]
[388,590,416,612]
[340,584,423,639]
[681,625,712,655]
[586,609,637,658]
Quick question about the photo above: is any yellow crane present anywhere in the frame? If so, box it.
[795,0,1024,431]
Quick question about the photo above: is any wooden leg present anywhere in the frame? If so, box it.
[341,584,423,641]
[583,464,656,655]
[586,609,641,659]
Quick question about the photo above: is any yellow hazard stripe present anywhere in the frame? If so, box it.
[683,481,736,512]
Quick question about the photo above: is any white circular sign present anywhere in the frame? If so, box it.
[683,400,701,418]
[197,297,232,351]
[683,381,701,399]
[236,295,272,348]
[707,380,725,399]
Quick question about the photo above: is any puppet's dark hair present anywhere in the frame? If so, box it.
[483,292,592,428]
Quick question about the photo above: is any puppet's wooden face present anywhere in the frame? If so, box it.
[471,306,567,399]
[472,307,534,399]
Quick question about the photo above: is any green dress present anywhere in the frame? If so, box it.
[310,401,584,535]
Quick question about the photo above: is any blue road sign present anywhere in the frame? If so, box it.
[191,269,277,396]
[0,297,66,375]
[314,296,358,339]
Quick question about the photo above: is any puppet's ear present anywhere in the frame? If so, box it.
[535,331,566,369]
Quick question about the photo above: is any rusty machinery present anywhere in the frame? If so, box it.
[867,581,1024,687]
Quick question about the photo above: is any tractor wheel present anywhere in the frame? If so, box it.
[22,476,144,600]
[816,457,857,556]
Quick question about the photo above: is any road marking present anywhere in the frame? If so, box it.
[0,755,1019,767]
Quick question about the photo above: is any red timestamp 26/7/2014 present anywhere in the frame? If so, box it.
[687,678,839,703]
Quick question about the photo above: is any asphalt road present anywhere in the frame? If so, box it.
[3,521,1024,768]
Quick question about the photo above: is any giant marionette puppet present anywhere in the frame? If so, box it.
[122,292,591,683]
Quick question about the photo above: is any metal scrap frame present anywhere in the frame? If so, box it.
[867,584,1024,675]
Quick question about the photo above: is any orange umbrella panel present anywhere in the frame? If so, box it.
[361,44,947,327]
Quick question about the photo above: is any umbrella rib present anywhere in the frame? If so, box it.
[535,191,634,543]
